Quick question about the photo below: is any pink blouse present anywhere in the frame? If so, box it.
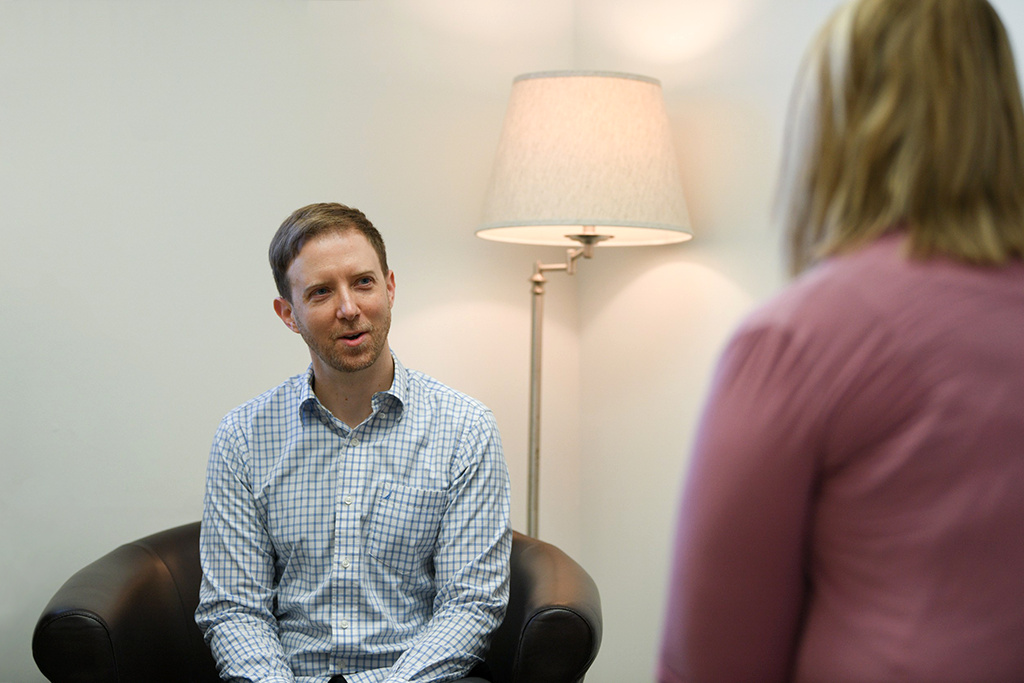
[659,235,1024,683]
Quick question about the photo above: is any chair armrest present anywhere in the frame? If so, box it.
[487,532,603,683]
[33,522,215,683]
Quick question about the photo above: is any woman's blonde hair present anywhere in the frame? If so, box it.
[779,0,1024,274]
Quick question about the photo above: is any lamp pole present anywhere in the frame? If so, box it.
[525,230,608,537]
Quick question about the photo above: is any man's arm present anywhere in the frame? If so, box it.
[382,409,512,683]
[196,416,296,683]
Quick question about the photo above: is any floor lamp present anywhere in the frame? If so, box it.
[477,71,692,538]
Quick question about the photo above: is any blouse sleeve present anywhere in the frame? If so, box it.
[658,323,829,683]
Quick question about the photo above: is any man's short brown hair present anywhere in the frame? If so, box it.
[269,203,389,301]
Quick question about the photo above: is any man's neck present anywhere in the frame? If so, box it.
[310,348,395,429]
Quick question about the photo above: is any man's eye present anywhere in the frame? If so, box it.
[356,277,373,286]
[312,287,329,297]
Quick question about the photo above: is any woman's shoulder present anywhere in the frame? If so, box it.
[749,234,1022,331]
[741,237,901,338]
[736,232,1024,374]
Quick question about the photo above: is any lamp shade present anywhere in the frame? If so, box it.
[477,71,692,247]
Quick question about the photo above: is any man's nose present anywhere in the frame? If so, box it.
[336,290,359,320]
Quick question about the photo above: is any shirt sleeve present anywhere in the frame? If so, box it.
[195,414,297,683]
[658,324,826,683]
[381,409,513,683]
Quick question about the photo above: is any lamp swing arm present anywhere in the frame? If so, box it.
[532,228,610,279]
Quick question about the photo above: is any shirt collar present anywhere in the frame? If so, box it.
[373,350,407,415]
[298,350,408,419]
[298,365,317,407]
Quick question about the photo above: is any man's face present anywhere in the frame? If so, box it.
[274,230,395,376]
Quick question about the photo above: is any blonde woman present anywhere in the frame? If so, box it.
[658,1,1024,681]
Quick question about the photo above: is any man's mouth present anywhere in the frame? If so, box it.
[338,331,368,347]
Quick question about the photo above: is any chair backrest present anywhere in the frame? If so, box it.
[34,522,601,683]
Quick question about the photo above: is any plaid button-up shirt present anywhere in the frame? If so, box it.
[196,353,511,683]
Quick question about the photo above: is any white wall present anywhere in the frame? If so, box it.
[0,2,578,679]
[5,2,1024,682]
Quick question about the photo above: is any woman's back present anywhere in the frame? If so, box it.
[781,236,1024,681]
[659,235,1024,683]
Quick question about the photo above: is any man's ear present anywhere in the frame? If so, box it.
[386,270,396,308]
[273,297,299,333]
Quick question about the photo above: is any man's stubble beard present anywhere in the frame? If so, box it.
[296,308,391,375]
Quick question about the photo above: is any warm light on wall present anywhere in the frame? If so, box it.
[580,0,760,65]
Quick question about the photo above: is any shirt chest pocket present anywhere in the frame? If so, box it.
[366,482,448,575]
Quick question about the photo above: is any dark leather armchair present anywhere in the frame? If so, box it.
[33,522,601,683]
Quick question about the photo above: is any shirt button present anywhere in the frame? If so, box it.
[343,494,354,506]
[340,620,350,629]
[350,438,360,447]
[341,557,351,569]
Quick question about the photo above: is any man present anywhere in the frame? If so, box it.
[196,203,512,683]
